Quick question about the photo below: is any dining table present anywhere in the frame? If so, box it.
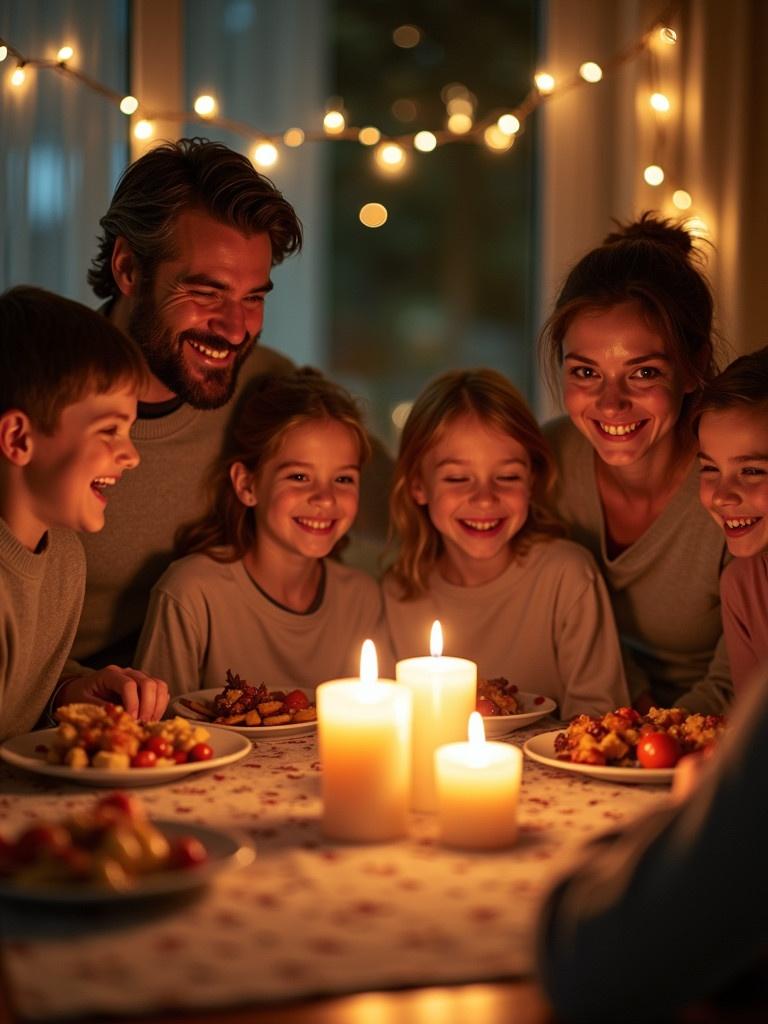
[0,714,745,1024]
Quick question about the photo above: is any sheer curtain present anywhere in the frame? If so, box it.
[0,0,129,304]
[536,0,768,417]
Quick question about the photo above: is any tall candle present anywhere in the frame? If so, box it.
[396,621,477,811]
[435,712,522,850]
[317,640,412,842]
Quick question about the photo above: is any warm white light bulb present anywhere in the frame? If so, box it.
[672,189,692,210]
[358,126,381,146]
[643,164,665,186]
[0,45,8,63]
[134,119,154,140]
[119,95,139,115]
[413,130,437,152]
[447,112,472,134]
[252,142,278,168]
[484,124,513,151]
[391,401,413,429]
[534,71,555,94]
[375,142,407,173]
[194,94,217,118]
[579,61,603,83]
[650,92,671,112]
[283,128,305,147]
[10,65,25,86]
[497,113,520,135]
[323,109,346,134]
[359,202,388,228]
[57,45,74,62]
[659,26,678,45]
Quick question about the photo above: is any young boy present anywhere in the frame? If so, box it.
[0,286,168,740]
[696,346,768,697]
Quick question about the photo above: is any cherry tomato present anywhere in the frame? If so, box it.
[170,835,209,869]
[283,689,309,711]
[476,697,499,717]
[636,732,680,769]
[130,749,157,769]
[188,743,213,763]
[143,735,172,758]
[14,825,71,863]
[97,792,141,819]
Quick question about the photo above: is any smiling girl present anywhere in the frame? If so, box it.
[540,214,730,713]
[694,347,768,696]
[135,369,387,693]
[383,369,628,720]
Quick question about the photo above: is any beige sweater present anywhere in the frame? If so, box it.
[135,555,390,694]
[383,538,629,720]
[544,416,732,713]
[0,518,85,740]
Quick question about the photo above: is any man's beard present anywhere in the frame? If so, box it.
[128,282,257,410]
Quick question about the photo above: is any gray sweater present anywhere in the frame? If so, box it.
[544,417,732,713]
[0,518,85,740]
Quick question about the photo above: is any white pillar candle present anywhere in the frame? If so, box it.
[318,640,412,842]
[395,620,477,812]
[435,712,522,850]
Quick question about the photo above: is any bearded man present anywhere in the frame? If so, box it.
[70,138,303,671]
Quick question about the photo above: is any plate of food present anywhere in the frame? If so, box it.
[170,670,317,739]
[476,678,557,737]
[0,792,254,904]
[0,703,251,787]
[523,706,726,784]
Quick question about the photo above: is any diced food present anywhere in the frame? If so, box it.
[179,670,317,728]
[476,677,521,717]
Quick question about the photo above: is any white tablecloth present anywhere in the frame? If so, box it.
[0,720,669,1020]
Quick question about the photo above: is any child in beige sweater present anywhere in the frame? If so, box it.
[0,287,168,739]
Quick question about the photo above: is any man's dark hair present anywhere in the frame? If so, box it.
[88,138,303,300]
[0,286,147,432]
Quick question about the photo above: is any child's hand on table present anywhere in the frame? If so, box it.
[56,667,170,721]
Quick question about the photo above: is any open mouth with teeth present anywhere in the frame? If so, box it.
[458,518,505,535]
[186,338,232,363]
[294,516,336,534]
[593,419,647,438]
[722,515,762,536]
[91,476,116,502]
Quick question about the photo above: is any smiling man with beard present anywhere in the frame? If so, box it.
[67,138,303,674]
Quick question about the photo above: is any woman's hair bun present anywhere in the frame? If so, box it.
[603,211,693,257]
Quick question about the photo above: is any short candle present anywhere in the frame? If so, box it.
[396,621,477,811]
[317,640,412,842]
[435,712,522,850]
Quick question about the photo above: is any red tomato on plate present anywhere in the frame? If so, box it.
[636,732,680,769]
[284,689,310,712]
[476,697,499,716]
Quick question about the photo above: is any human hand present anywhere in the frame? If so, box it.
[56,666,169,722]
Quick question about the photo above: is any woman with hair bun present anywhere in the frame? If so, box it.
[540,213,731,714]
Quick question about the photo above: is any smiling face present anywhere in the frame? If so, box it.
[234,418,362,566]
[25,385,139,541]
[125,209,273,408]
[411,413,532,586]
[697,406,768,557]
[561,300,692,468]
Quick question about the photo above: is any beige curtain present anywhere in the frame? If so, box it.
[537,0,768,417]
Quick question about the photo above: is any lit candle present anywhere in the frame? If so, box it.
[317,640,412,842]
[396,621,477,811]
[435,712,522,850]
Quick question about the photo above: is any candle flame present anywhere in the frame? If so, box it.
[468,710,486,745]
[359,639,378,684]
[430,620,443,657]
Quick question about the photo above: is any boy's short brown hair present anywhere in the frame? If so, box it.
[0,286,147,433]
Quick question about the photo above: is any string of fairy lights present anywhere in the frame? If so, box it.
[1,2,707,234]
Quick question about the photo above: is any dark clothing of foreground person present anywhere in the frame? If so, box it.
[537,672,768,1022]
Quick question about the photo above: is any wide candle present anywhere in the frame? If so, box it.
[435,711,522,850]
[317,639,412,842]
[396,620,477,812]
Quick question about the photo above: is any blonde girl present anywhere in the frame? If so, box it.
[383,368,628,719]
[136,369,388,694]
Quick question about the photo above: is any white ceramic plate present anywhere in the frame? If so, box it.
[170,688,317,739]
[0,821,255,904]
[523,730,674,784]
[0,725,252,787]
[480,693,558,737]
